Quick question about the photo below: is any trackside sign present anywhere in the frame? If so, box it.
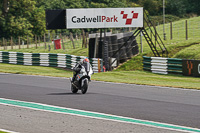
[66,8,143,29]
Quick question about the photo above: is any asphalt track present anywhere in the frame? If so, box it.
[0,73,200,132]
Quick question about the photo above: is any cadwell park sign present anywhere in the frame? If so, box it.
[66,8,143,29]
[45,8,143,29]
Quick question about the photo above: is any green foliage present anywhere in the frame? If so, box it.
[36,0,89,9]
[107,0,127,7]
[91,0,128,8]
[136,0,200,16]
[90,2,108,8]
[31,7,46,36]
[150,14,180,24]
[184,0,200,15]
[166,0,186,17]
[138,0,162,16]
[1,0,46,39]
[173,44,200,60]
[116,55,143,71]
[1,0,200,40]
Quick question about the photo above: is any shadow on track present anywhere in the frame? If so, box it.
[47,92,96,95]
[47,92,81,95]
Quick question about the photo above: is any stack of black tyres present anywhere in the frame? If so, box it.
[88,32,139,65]
[110,35,118,59]
[131,36,139,56]
[88,38,96,58]
[105,36,112,57]
[117,38,127,63]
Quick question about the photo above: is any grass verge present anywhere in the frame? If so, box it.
[0,63,72,78]
[1,63,200,90]
[2,40,88,57]
[93,71,200,89]
[0,131,8,133]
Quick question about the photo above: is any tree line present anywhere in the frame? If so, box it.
[0,0,199,40]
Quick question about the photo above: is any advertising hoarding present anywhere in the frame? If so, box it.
[182,60,200,77]
[66,8,143,29]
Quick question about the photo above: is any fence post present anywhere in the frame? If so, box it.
[5,39,7,50]
[82,30,86,48]
[94,34,98,58]
[11,36,13,49]
[27,36,29,48]
[38,36,40,47]
[3,38,5,50]
[186,20,188,40]
[154,21,157,47]
[170,22,172,40]
[80,33,82,41]
[75,33,78,46]
[44,33,46,49]
[140,31,143,53]
[61,33,65,50]
[18,37,21,49]
[35,35,37,49]
[70,32,75,49]
[85,32,88,48]
[98,58,101,73]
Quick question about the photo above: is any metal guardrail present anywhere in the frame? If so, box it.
[0,51,103,73]
[143,56,182,74]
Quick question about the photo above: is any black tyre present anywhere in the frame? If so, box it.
[81,79,88,94]
[71,83,78,93]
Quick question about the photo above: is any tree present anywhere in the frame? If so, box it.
[0,0,46,39]
[184,0,200,15]
[138,0,162,16]
[31,7,46,36]
[90,0,128,8]
[166,0,186,17]
[2,0,9,16]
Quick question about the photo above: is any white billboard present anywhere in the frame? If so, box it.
[66,8,143,29]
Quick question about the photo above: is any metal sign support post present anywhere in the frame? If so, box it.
[102,29,110,71]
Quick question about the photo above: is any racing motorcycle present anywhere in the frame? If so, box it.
[70,62,93,94]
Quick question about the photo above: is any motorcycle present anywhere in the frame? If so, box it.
[70,62,93,94]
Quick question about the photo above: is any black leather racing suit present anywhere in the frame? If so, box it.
[72,62,82,82]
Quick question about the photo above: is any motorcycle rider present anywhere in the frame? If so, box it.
[71,58,90,82]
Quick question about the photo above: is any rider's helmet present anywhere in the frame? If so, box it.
[83,58,89,63]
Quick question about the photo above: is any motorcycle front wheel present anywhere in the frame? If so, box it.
[71,83,78,93]
[81,79,88,94]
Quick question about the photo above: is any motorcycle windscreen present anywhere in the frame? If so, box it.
[83,62,90,73]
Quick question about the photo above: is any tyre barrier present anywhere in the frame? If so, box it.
[0,51,103,73]
[143,56,182,75]
[89,32,139,66]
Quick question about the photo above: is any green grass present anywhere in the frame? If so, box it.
[156,16,200,43]
[136,16,200,55]
[173,43,200,59]
[2,39,88,57]
[93,71,200,89]
[0,131,8,133]
[118,16,200,71]
[0,63,72,78]
[0,63,200,89]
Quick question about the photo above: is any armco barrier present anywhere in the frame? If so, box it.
[0,51,103,73]
[143,56,182,74]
